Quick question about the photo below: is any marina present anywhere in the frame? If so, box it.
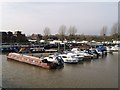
[0,1,119,88]
[0,40,119,88]
[1,43,119,88]
[1,52,118,88]
[4,43,119,65]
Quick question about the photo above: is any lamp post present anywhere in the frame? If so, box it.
[103,34,106,45]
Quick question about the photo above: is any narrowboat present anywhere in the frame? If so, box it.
[7,53,64,69]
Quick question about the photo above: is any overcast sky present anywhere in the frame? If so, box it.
[0,1,118,36]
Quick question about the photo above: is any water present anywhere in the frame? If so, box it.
[1,53,118,88]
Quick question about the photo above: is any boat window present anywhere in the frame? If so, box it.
[49,57,53,59]
[56,56,62,60]
[118,44,120,47]
[62,56,67,58]
[42,59,48,63]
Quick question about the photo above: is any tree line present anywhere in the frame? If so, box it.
[1,23,119,43]
[28,23,119,42]
[43,25,77,42]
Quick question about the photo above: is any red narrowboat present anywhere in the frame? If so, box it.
[7,53,64,69]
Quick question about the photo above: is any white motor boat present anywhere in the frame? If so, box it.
[71,48,92,60]
[84,49,99,59]
[59,54,80,64]
[111,45,120,52]
[44,55,64,66]
[106,46,113,53]
[67,52,84,61]
[78,51,93,60]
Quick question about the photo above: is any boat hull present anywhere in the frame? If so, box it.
[7,53,59,69]
[65,62,78,64]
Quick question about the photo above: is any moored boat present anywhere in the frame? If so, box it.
[111,44,120,52]
[43,55,64,66]
[71,48,92,60]
[58,53,82,64]
[96,45,107,56]
[106,46,113,53]
[7,53,64,69]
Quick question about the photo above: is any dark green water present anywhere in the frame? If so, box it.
[1,53,118,88]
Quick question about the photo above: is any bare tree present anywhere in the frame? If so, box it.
[43,27,50,41]
[43,27,50,36]
[100,26,107,43]
[68,26,77,35]
[100,26,107,36]
[68,26,77,41]
[111,23,118,36]
[58,25,66,42]
[118,23,120,40]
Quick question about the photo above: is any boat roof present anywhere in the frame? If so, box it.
[10,53,40,60]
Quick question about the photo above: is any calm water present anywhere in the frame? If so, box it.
[1,53,118,88]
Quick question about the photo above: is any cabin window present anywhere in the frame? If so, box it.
[57,56,62,60]
[62,56,67,58]
[42,59,48,63]
[49,57,53,59]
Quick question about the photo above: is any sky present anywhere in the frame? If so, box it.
[0,1,118,36]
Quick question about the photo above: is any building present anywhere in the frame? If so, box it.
[0,31,28,43]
